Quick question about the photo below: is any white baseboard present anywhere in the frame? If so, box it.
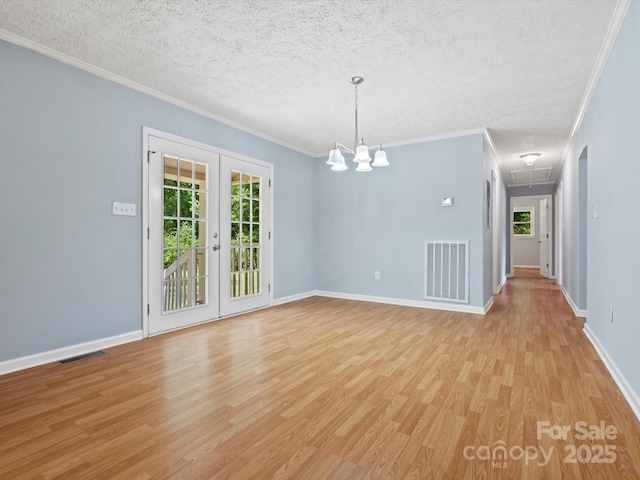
[514,265,541,269]
[561,286,587,318]
[271,290,317,306]
[583,324,640,422]
[495,276,507,294]
[314,290,486,315]
[0,330,143,376]
[484,297,495,314]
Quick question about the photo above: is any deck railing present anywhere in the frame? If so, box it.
[163,250,205,311]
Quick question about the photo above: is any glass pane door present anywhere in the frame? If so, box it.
[220,155,270,317]
[162,156,208,311]
[230,171,262,299]
[148,136,220,334]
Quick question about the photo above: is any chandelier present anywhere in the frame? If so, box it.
[325,76,389,172]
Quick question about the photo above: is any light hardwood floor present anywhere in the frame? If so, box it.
[513,267,543,279]
[1,277,639,479]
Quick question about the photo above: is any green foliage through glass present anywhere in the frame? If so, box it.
[163,176,202,269]
[513,209,533,236]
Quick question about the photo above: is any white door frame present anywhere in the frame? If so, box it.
[491,170,499,293]
[539,197,550,278]
[141,127,274,337]
[509,194,552,277]
[555,182,563,285]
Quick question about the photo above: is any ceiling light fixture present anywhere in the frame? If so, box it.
[520,153,541,166]
[326,76,389,172]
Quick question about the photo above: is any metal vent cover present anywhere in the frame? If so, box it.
[424,241,469,304]
[57,350,106,365]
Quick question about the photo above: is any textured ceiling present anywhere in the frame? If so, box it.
[0,0,619,185]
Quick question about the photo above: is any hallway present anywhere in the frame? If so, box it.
[513,267,545,279]
[0,279,639,479]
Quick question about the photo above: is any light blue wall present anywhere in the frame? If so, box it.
[316,134,487,308]
[0,40,316,362]
[0,38,507,366]
[558,1,640,397]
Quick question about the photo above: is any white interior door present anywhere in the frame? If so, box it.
[148,136,220,334]
[219,155,270,317]
[539,197,549,278]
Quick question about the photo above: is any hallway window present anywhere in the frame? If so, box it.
[513,207,535,237]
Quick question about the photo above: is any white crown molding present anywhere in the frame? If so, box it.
[583,324,640,422]
[561,0,632,163]
[484,127,515,187]
[483,128,500,159]
[0,331,143,376]
[0,29,316,158]
[382,127,487,149]
[312,127,487,158]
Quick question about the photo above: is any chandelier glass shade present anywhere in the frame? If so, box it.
[325,76,389,172]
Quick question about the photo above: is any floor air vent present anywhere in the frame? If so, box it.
[424,240,469,304]
[57,350,106,365]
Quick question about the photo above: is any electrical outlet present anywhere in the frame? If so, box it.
[608,305,614,323]
[112,202,136,216]
[374,271,381,280]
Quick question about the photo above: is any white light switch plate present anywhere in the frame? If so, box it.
[112,202,136,216]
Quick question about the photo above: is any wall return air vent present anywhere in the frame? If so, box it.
[424,241,469,304]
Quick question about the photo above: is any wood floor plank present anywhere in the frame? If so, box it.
[1,276,639,479]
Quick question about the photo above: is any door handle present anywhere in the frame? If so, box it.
[213,244,221,251]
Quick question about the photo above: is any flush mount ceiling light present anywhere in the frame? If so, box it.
[326,76,389,172]
[520,153,541,166]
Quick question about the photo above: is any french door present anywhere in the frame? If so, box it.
[148,136,220,334]
[219,155,270,317]
[147,132,270,335]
